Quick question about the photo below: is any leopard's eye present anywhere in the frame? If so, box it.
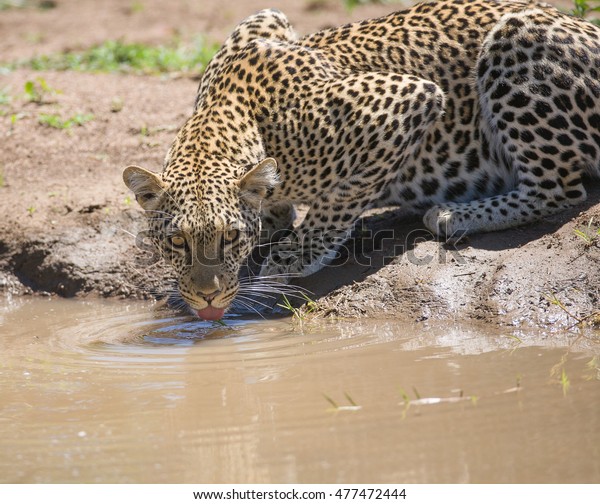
[223,228,239,243]
[170,235,186,248]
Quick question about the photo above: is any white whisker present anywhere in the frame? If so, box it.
[118,228,139,238]
[237,289,279,301]
[232,299,265,318]
[235,294,274,311]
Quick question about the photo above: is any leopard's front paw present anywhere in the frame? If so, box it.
[423,204,468,240]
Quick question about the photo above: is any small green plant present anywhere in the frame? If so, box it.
[129,1,144,13]
[399,387,411,418]
[323,392,362,411]
[546,292,582,323]
[398,385,478,418]
[7,112,26,135]
[572,0,600,25]
[572,0,600,17]
[0,166,5,187]
[278,295,301,317]
[136,123,178,137]
[546,291,600,328]
[560,368,571,396]
[550,353,573,396]
[584,356,600,381]
[26,205,35,216]
[302,293,318,314]
[277,293,319,324]
[38,112,94,130]
[10,112,23,125]
[23,77,59,104]
[0,0,26,9]
[574,217,600,247]
[24,80,40,102]
[343,0,400,12]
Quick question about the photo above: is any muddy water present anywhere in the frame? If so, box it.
[0,298,598,484]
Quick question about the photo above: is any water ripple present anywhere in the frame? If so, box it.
[0,298,403,375]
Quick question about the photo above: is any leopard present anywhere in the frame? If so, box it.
[123,0,600,320]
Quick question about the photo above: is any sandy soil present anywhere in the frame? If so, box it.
[1,0,599,329]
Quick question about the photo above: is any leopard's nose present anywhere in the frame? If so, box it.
[200,289,221,304]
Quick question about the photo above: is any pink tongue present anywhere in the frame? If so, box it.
[197,306,226,321]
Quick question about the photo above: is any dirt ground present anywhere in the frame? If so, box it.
[1,0,599,329]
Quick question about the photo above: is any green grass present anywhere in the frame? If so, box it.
[277,293,319,323]
[572,0,600,17]
[15,38,218,75]
[342,0,402,11]
[560,368,571,396]
[323,392,362,411]
[584,357,600,381]
[546,291,600,329]
[10,113,23,126]
[0,0,55,10]
[0,0,26,9]
[38,112,94,130]
[344,0,379,11]
[398,385,478,418]
[130,1,144,14]
[571,0,600,24]
[546,292,582,323]
[278,295,301,318]
[23,77,59,103]
[574,218,600,246]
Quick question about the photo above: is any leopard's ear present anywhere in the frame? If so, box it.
[239,158,279,206]
[123,165,164,210]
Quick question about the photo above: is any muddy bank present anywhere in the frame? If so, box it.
[1,0,599,329]
[0,68,192,299]
[302,194,600,329]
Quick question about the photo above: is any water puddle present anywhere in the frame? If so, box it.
[0,297,598,483]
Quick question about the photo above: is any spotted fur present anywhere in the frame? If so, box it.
[124,0,600,317]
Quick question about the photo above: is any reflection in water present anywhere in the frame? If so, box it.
[0,297,598,483]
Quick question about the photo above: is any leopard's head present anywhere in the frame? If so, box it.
[123,156,278,320]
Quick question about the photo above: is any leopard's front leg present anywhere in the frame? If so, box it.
[259,192,370,280]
